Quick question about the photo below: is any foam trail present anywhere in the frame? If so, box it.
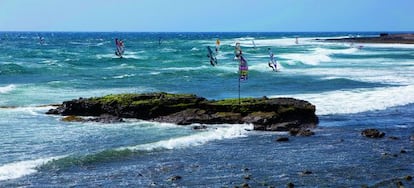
[271,85,414,115]
[279,47,359,65]
[120,124,252,151]
[0,156,65,181]
[0,85,16,94]
[280,53,331,65]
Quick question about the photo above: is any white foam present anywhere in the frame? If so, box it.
[2,106,53,116]
[271,85,414,115]
[120,124,252,151]
[0,156,65,181]
[96,54,114,59]
[161,65,208,71]
[160,48,177,53]
[113,74,136,79]
[249,61,283,72]
[278,47,360,66]
[120,54,143,60]
[360,43,414,49]
[104,63,136,70]
[0,84,16,94]
[313,47,358,55]
[279,52,331,65]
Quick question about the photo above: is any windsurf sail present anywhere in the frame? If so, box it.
[115,38,125,58]
[39,36,45,45]
[239,56,248,80]
[252,40,256,49]
[207,46,218,66]
[215,39,220,52]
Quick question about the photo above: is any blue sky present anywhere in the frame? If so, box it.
[0,0,413,32]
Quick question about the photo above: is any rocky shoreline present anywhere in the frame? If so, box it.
[318,33,414,44]
[46,92,319,132]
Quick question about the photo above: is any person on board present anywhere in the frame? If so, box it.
[268,48,278,71]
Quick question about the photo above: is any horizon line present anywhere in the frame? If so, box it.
[1,30,414,33]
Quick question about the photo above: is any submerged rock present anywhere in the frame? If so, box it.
[61,115,84,122]
[289,128,315,136]
[192,125,208,130]
[361,129,385,138]
[47,92,318,131]
[276,137,289,142]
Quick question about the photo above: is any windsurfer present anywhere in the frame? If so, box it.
[115,38,125,58]
[207,46,217,66]
[215,39,220,52]
[268,48,277,71]
[234,42,242,59]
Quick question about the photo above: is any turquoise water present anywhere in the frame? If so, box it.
[0,32,414,187]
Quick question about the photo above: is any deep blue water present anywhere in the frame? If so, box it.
[0,32,413,187]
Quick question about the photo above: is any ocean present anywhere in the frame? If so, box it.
[0,32,413,187]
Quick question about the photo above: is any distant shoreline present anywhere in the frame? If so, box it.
[319,33,414,44]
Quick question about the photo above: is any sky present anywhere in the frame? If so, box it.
[0,0,413,32]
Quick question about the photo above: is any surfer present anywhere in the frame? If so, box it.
[268,48,278,71]
[295,37,299,44]
[207,46,217,66]
[215,39,220,52]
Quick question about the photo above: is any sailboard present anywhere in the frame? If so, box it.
[268,61,280,72]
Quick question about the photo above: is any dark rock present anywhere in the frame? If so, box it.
[289,128,315,136]
[361,129,385,138]
[192,125,207,130]
[243,174,251,180]
[241,183,250,188]
[301,170,313,175]
[287,182,295,188]
[389,136,400,140]
[400,150,407,154]
[276,137,289,142]
[405,175,412,181]
[46,92,318,132]
[321,33,414,44]
[167,175,182,181]
[88,114,124,123]
[382,152,398,157]
[149,182,157,187]
[61,115,84,122]
[396,181,404,188]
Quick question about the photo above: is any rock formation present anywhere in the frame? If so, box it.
[47,92,319,131]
